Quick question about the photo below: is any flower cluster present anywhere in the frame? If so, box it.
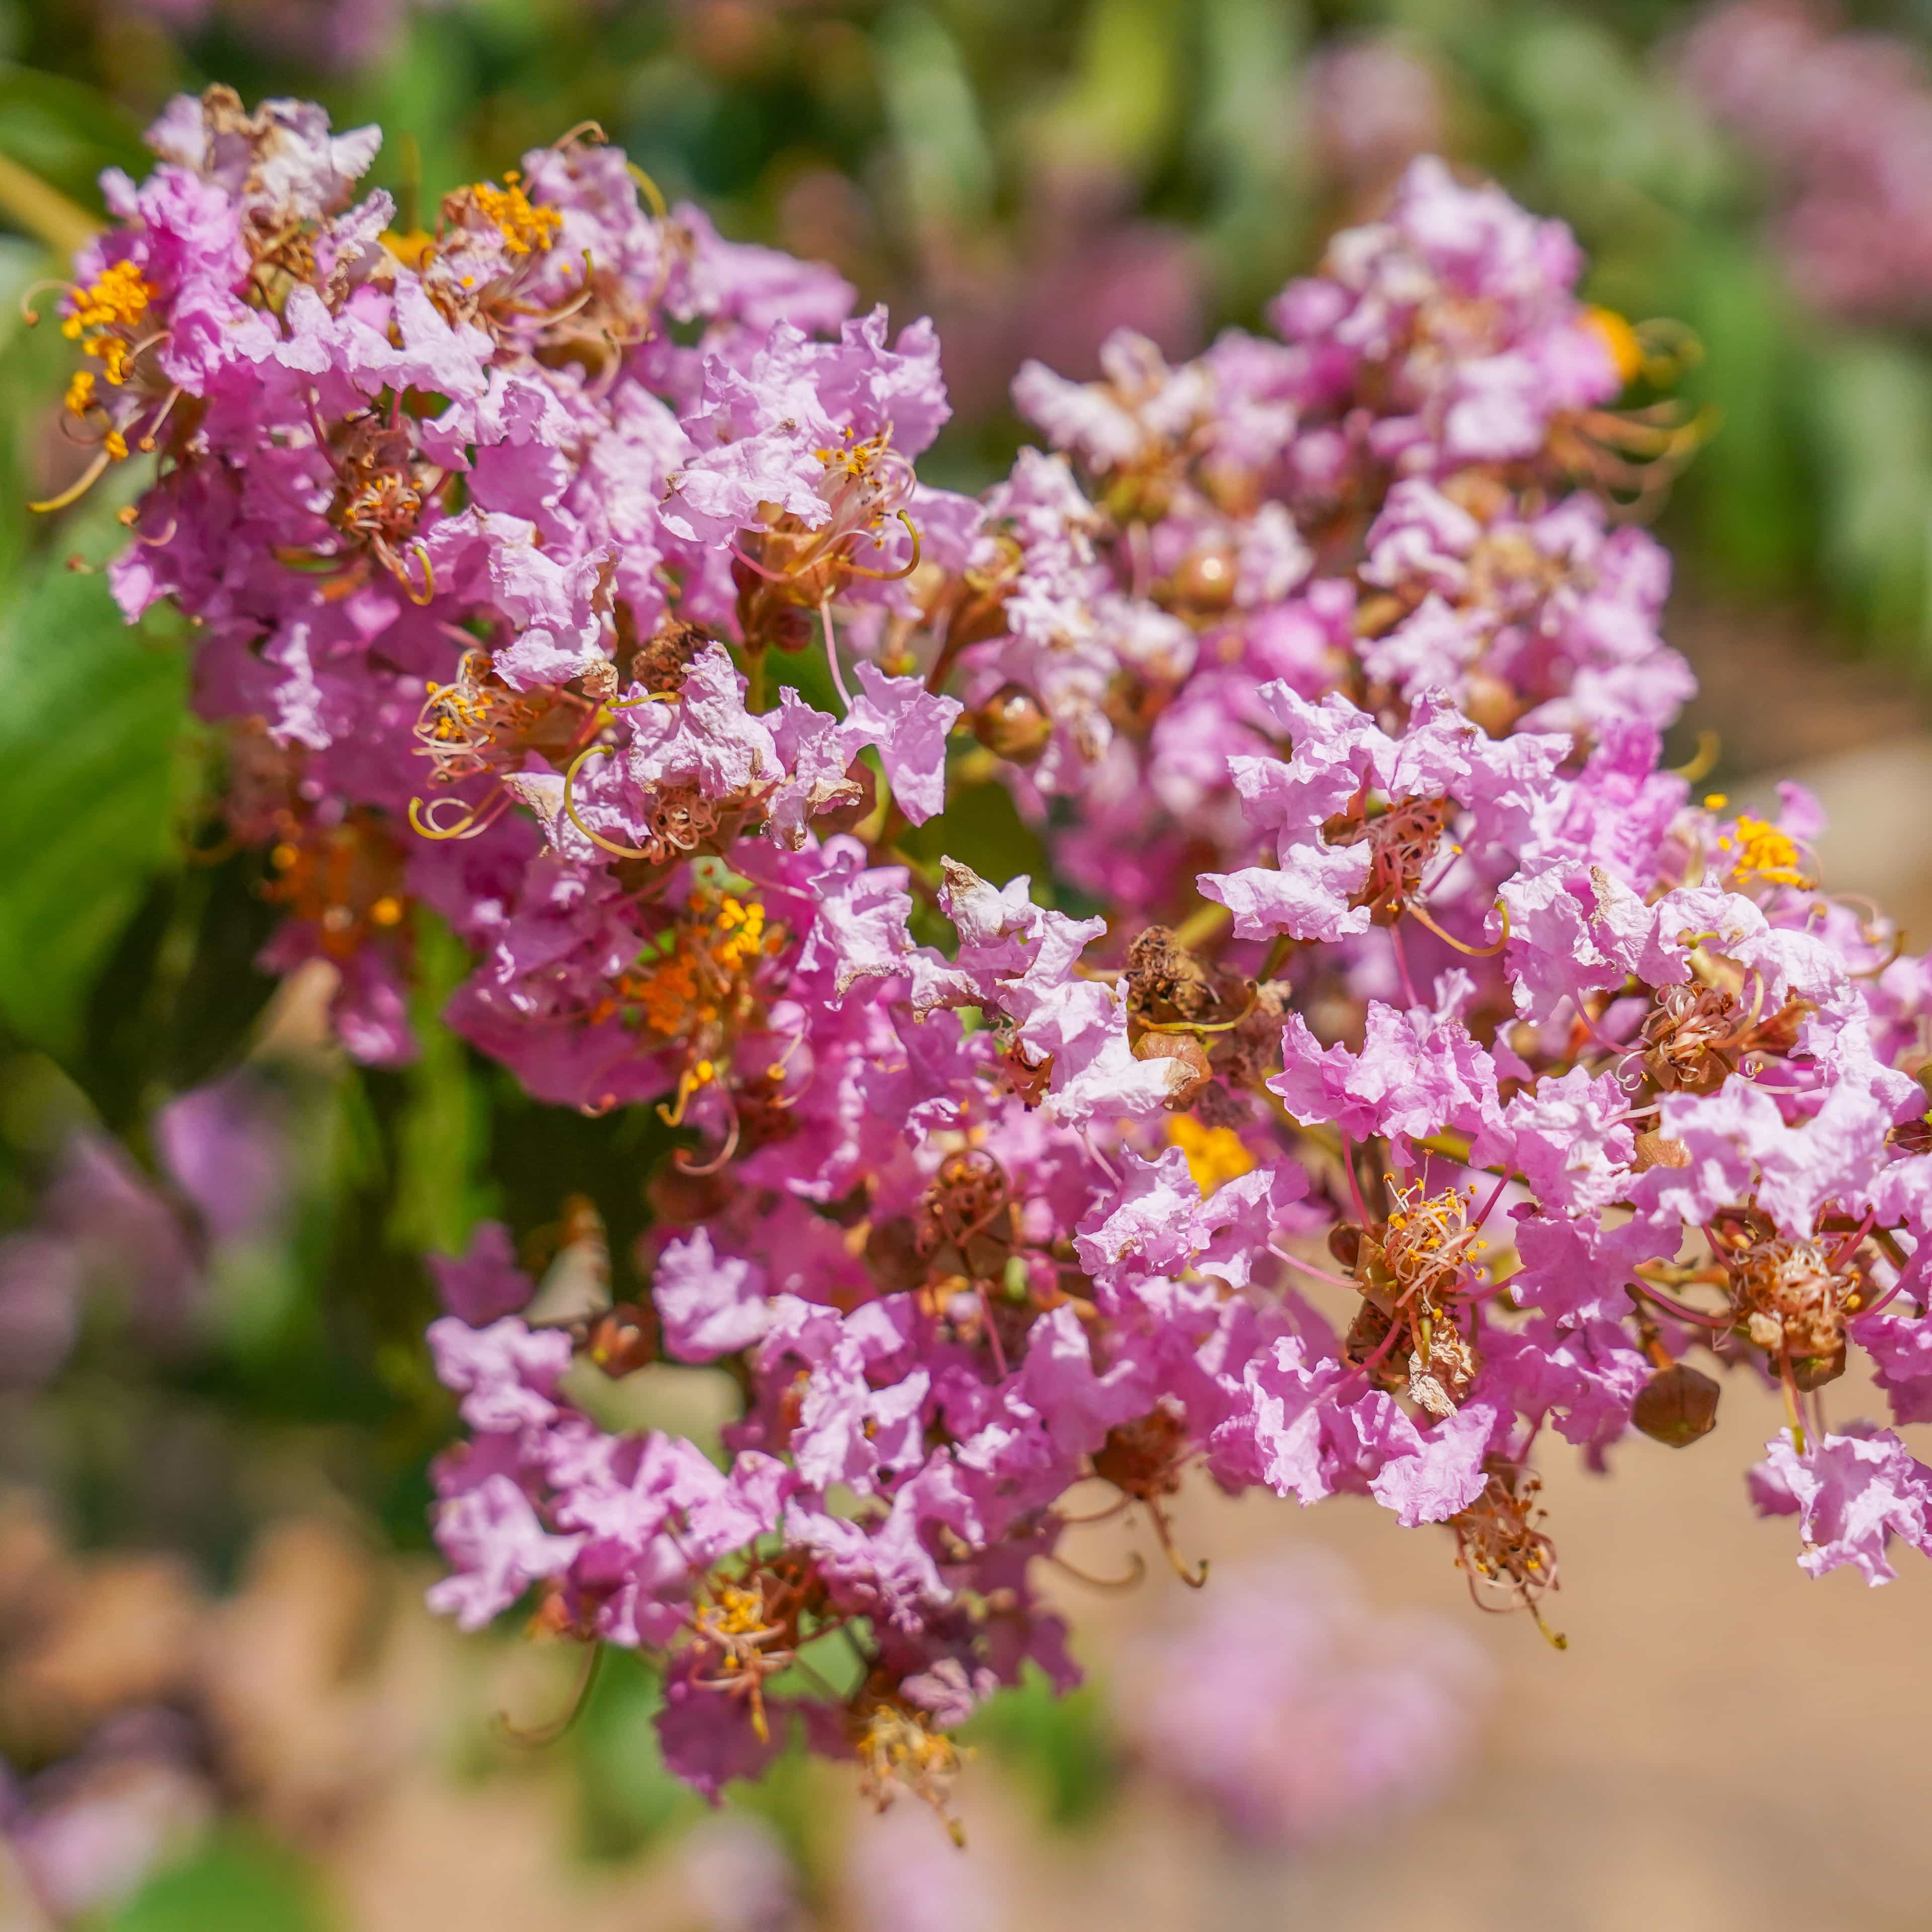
[52,92,1932,1835]
[1682,1,1932,327]
[964,154,1700,922]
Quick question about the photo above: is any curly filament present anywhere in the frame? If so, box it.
[841,508,923,582]
[561,743,655,859]
[1406,896,1510,958]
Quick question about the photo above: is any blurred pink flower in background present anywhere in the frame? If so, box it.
[0,1072,291,1388]
[1116,1551,1492,1845]
[679,1813,807,1932]
[3,1710,213,1924]
[1681,1,1932,325]
[1305,36,1445,210]
[843,1802,1003,1932]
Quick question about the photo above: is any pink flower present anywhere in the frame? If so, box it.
[1750,1425,1932,1584]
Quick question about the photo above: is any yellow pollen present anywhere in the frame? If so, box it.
[707,1583,767,1637]
[712,896,767,970]
[88,335,139,386]
[471,176,563,256]
[104,430,129,461]
[63,369,97,418]
[1724,814,1810,889]
[1704,792,1729,811]
[622,894,779,1044]
[633,950,699,1035]
[369,894,405,927]
[63,260,153,341]
[1167,1114,1254,1194]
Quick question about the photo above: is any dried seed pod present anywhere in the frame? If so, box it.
[1632,1362,1721,1446]
[863,1216,927,1292]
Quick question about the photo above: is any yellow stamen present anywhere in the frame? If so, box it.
[1724,814,1810,890]
[61,260,152,340]
[471,176,563,256]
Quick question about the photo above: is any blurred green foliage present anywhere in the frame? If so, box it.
[960,1663,1121,1828]
[104,1828,330,1932]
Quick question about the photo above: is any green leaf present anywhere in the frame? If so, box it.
[1670,231,1814,594]
[0,520,188,1059]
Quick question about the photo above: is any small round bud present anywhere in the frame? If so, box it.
[1462,669,1520,739]
[970,683,1053,764]
[1169,546,1235,612]
[1632,1361,1720,1447]
[1327,1222,1363,1270]
[766,606,814,654]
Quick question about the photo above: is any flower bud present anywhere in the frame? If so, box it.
[970,683,1052,764]
[1169,546,1236,612]
[1631,1362,1720,1446]
[1791,1341,1847,1392]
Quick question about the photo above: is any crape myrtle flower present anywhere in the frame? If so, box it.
[940,159,1702,927]
[50,94,1932,1829]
